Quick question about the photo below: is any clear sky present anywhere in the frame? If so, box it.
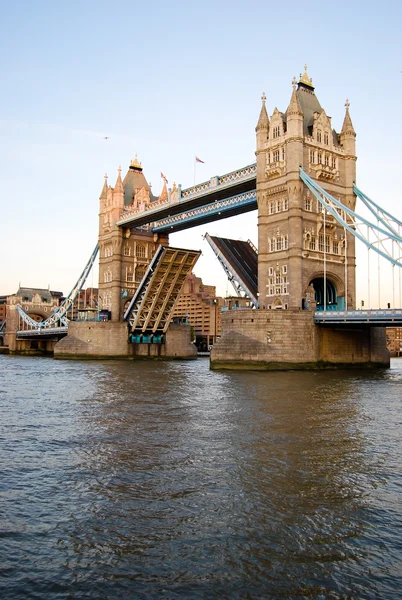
[1,0,401,305]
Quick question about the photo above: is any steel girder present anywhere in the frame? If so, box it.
[123,245,201,334]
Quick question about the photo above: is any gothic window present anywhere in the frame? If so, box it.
[269,202,275,215]
[283,197,288,210]
[104,271,112,283]
[123,245,131,256]
[317,130,322,143]
[273,125,280,138]
[283,235,288,250]
[273,149,280,162]
[324,154,329,166]
[282,265,287,274]
[305,197,312,211]
[333,241,339,255]
[318,152,322,164]
[136,244,146,258]
[276,238,282,251]
[126,270,133,282]
[332,156,336,169]
[282,148,285,161]
[325,237,330,253]
[309,236,316,250]
[310,150,315,163]
[319,235,324,252]
[324,132,329,145]
[268,267,274,276]
[104,245,112,258]
[267,153,271,165]
[276,199,282,212]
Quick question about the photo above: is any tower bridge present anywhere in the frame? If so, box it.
[8,66,402,367]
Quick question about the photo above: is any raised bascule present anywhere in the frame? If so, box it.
[6,67,402,367]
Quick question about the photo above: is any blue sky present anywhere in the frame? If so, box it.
[1,0,401,304]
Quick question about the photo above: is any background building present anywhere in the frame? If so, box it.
[173,273,223,350]
[386,328,402,357]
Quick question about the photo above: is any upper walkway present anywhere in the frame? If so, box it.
[116,163,257,231]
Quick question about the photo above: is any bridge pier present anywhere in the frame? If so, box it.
[210,309,390,370]
[54,321,197,360]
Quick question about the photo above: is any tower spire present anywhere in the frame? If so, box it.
[287,77,303,116]
[341,99,356,137]
[256,92,270,131]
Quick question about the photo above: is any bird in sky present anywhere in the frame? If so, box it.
[103,136,109,140]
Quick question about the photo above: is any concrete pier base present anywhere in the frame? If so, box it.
[210,309,390,370]
[54,321,197,360]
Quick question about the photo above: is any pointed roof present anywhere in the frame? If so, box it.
[287,77,303,117]
[341,99,356,137]
[114,166,124,193]
[160,179,168,201]
[99,173,108,199]
[256,92,269,131]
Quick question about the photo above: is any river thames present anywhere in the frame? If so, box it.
[0,355,401,599]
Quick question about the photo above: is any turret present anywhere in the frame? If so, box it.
[286,76,304,140]
[339,99,356,156]
[255,92,269,150]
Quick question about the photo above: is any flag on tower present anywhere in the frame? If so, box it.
[195,156,205,164]
[160,172,168,183]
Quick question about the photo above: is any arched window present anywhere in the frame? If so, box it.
[136,244,146,258]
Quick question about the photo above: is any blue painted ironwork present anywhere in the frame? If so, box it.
[116,164,257,230]
[314,309,402,325]
[16,244,99,331]
[152,190,257,232]
[0,319,5,333]
[300,168,402,268]
[181,163,257,201]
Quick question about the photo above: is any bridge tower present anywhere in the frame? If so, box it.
[98,156,168,321]
[256,67,356,311]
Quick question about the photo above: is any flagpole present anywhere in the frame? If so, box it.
[193,156,196,186]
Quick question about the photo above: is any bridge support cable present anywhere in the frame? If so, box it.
[16,244,99,330]
[299,169,402,269]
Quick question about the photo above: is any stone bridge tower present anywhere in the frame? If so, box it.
[98,157,169,321]
[256,67,356,311]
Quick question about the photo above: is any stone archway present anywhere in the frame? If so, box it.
[309,277,337,311]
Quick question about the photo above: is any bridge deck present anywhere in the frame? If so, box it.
[314,309,402,326]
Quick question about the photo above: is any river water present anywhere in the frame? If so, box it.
[0,355,401,599]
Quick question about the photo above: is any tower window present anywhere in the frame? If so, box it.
[318,152,322,164]
[136,244,146,258]
[123,245,131,256]
[310,150,315,163]
[324,154,329,166]
[309,236,316,250]
[273,126,280,138]
[305,197,311,211]
[324,132,329,145]
[317,130,322,143]
[273,150,280,162]
[333,241,339,255]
